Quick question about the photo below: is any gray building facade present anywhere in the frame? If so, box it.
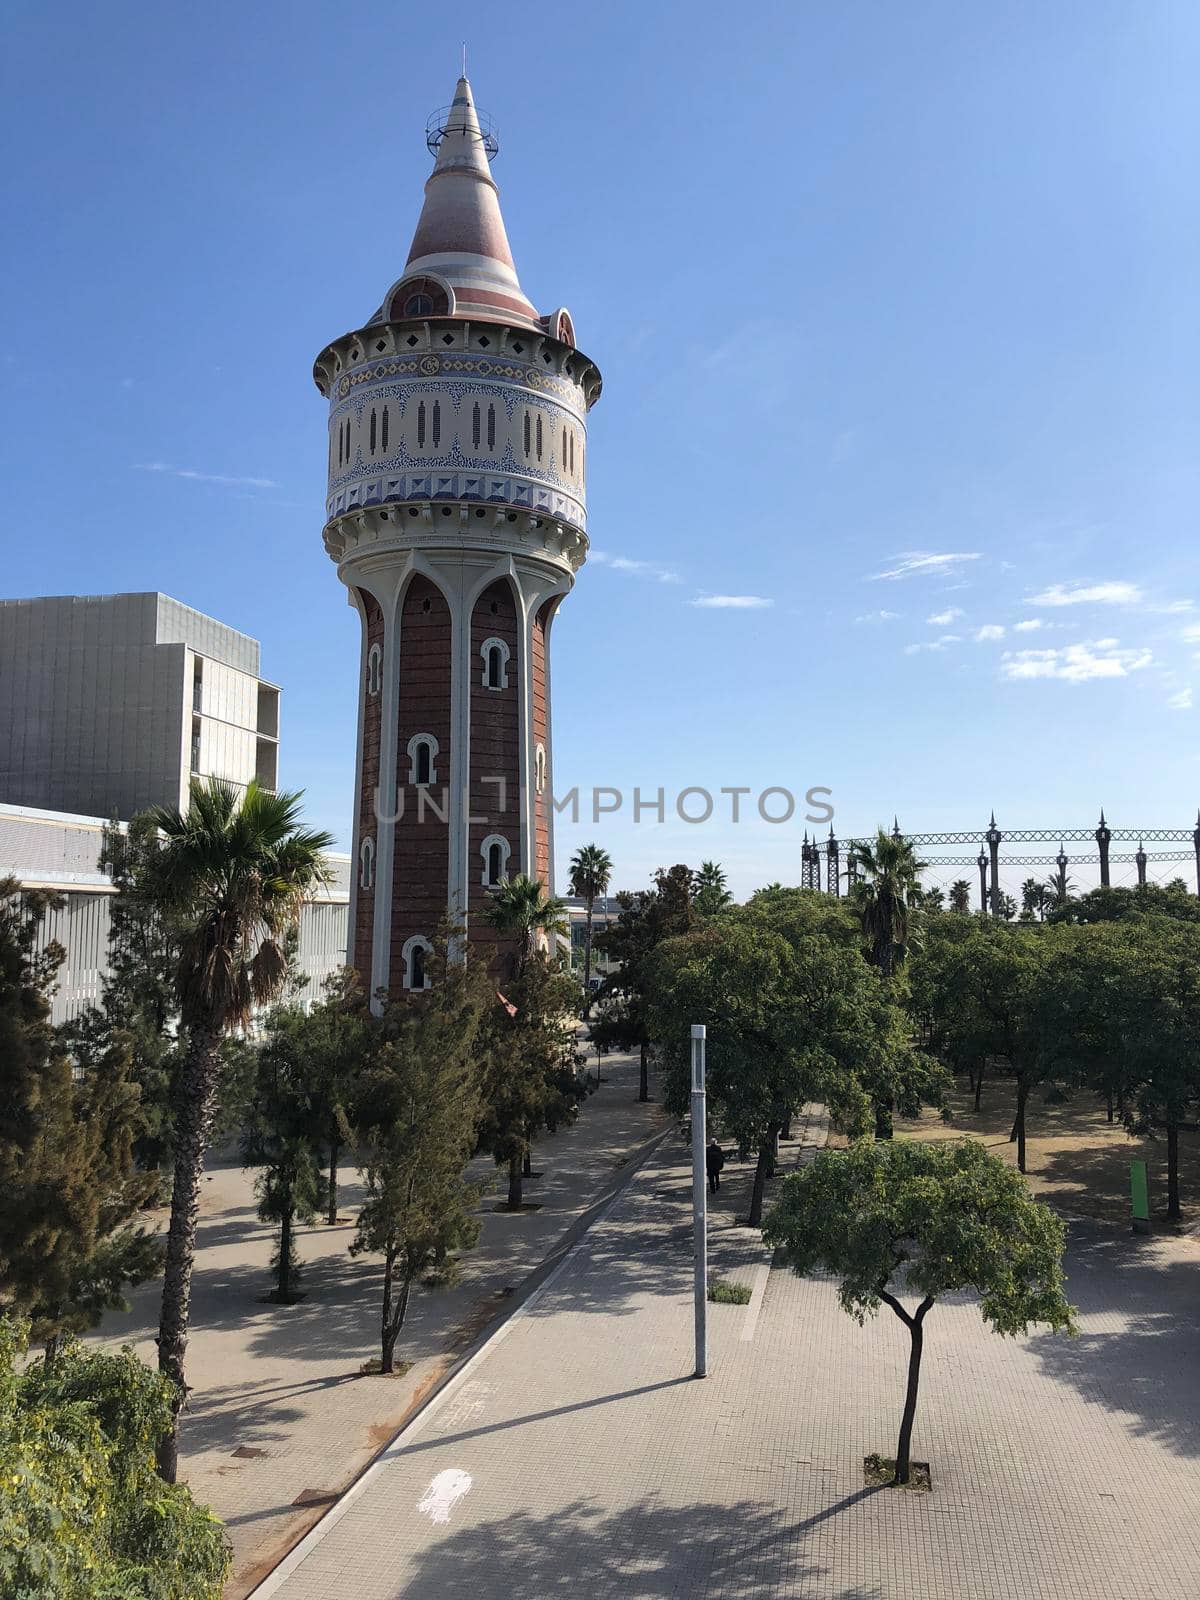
[0,592,280,821]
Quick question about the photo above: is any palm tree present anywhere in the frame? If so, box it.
[692,860,732,917]
[849,827,924,980]
[568,844,612,1004]
[146,779,332,1481]
[484,874,568,974]
[1020,878,1048,922]
[948,880,972,915]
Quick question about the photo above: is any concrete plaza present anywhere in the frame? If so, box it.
[253,1116,1200,1600]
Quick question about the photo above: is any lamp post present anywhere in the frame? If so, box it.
[690,1024,708,1379]
[977,846,988,915]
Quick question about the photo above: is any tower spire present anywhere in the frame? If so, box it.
[398,75,540,328]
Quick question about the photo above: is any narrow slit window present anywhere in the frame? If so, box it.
[369,409,377,454]
[381,406,389,450]
[523,412,531,457]
[487,404,496,451]
[410,943,426,988]
[536,414,543,460]
[417,402,426,449]
[432,401,441,447]
[415,742,431,785]
[472,402,481,449]
[488,842,503,885]
[569,432,575,474]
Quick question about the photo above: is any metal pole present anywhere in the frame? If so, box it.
[690,1023,708,1379]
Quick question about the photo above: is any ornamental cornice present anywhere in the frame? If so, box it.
[323,503,588,579]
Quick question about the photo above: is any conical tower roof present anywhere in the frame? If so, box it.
[382,76,540,330]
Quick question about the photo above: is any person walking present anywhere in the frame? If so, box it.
[705,1138,725,1194]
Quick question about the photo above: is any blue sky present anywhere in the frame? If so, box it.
[3,2,1197,898]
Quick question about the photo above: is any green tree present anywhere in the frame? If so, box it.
[948,879,972,915]
[0,883,161,1361]
[479,953,584,1208]
[593,866,695,1103]
[1020,877,1048,923]
[1052,881,1200,927]
[0,1317,230,1598]
[764,1140,1076,1483]
[692,860,732,917]
[649,897,944,1225]
[568,844,613,1003]
[484,874,568,975]
[350,939,488,1371]
[241,1015,329,1303]
[145,779,333,1481]
[849,828,924,979]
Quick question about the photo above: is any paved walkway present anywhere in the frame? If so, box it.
[89,1044,668,1597]
[252,1113,1200,1600]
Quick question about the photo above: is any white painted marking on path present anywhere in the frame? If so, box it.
[740,1263,770,1343]
[417,1469,472,1524]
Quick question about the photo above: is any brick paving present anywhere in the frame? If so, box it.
[253,1110,1200,1600]
[88,1043,668,1597]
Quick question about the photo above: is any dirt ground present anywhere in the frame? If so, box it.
[890,1077,1200,1233]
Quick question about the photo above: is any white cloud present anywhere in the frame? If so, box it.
[690,594,774,610]
[869,551,981,582]
[975,624,1005,642]
[589,551,682,585]
[926,607,964,625]
[1167,688,1193,711]
[1028,581,1142,608]
[1001,640,1152,683]
[1180,624,1200,645]
[1147,599,1194,615]
[855,609,901,623]
[1013,618,1043,633]
[134,462,279,489]
[904,634,962,655]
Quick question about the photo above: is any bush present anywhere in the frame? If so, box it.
[0,1318,230,1599]
[707,1277,752,1305]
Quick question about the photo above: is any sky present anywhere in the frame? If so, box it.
[2,1,1198,900]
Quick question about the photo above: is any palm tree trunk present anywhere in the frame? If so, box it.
[507,1152,523,1208]
[1015,1077,1029,1175]
[277,1203,294,1301]
[1167,1122,1181,1220]
[327,1131,339,1224]
[638,1041,649,1103]
[583,896,594,1011]
[156,1024,224,1483]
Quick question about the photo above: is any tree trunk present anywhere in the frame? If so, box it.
[156,1025,224,1483]
[327,1133,339,1224]
[781,1111,792,1140]
[638,1041,649,1103]
[522,1134,532,1179]
[381,1254,411,1374]
[1015,1078,1029,1175]
[1106,1092,1114,1125]
[507,1152,523,1209]
[892,1296,933,1485]
[1167,1122,1181,1220]
[873,1098,894,1141]
[747,1134,774,1226]
[277,1203,294,1301]
[43,1333,64,1367]
[973,1064,983,1113]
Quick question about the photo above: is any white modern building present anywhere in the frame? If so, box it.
[0,591,280,821]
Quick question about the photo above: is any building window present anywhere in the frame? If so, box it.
[536,414,543,460]
[523,412,531,457]
[417,402,426,449]
[569,431,575,474]
[344,419,351,464]
[381,406,389,450]
[535,742,547,793]
[481,834,511,887]
[432,401,441,447]
[404,292,434,317]
[487,403,496,451]
[190,716,201,774]
[192,656,203,714]
[562,426,567,468]
[401,934,433,990]
[369,409,377,454]
[472,402,481,449]
[359,836,376,891]
[480,637,510,691]
[406,732,439,786]
[366,643,382,697]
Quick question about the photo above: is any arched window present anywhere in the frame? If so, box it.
[369,408,377,454]
[481,834,511,887]
[366,643,382,697]
[359,836,376,891]
[381,406,389,450]
[404,292,434,317]
[487,404,496,451]
[535,742,547,794]
[406,733,440,786]
[472,402,481,449]
[480,637,510,691]
[401,934,433,990]
[417,402,426,449]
